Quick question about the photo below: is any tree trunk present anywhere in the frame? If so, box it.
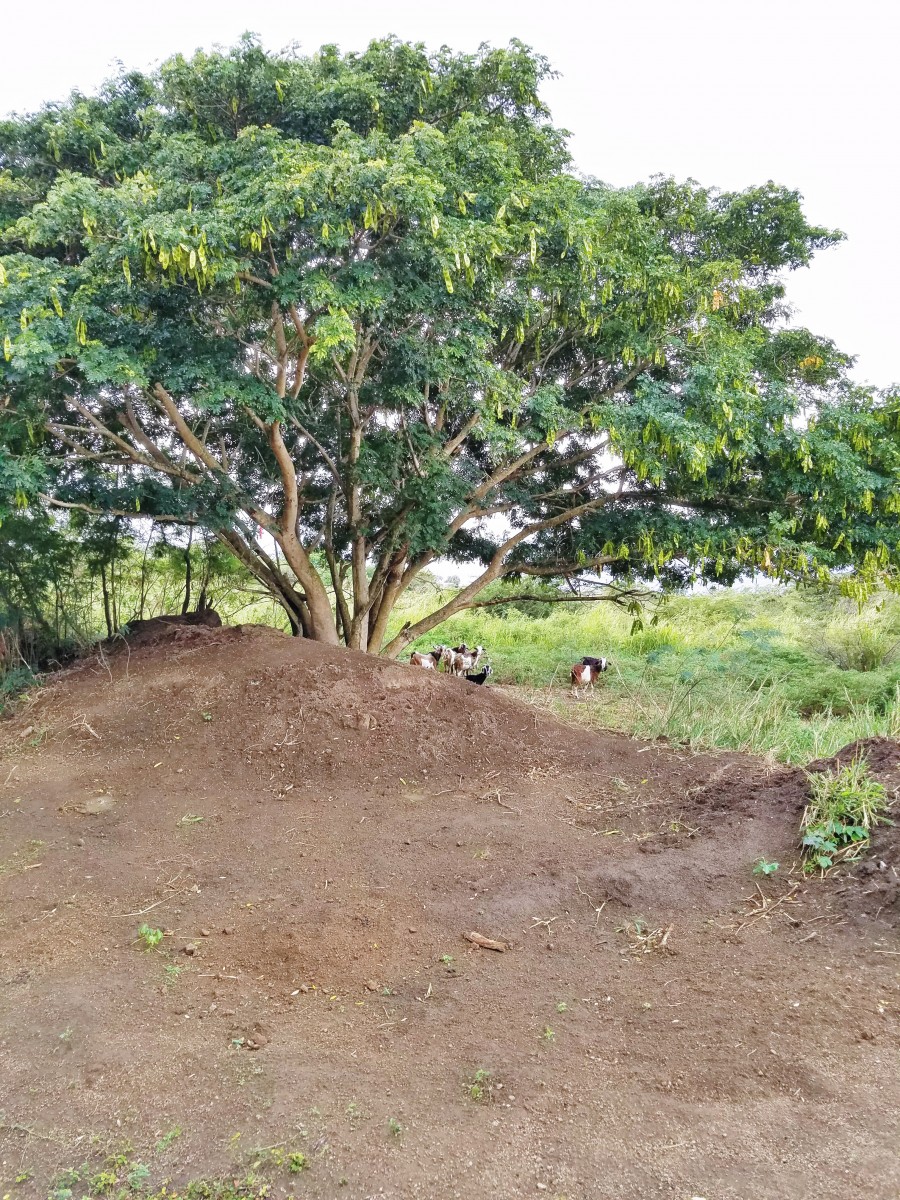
[181,528,193,615]
[100,564,114,639]
[138,530,152,619]
[348,533,369,651]
[276,531,341,646]
[216,528,311,637]
[367,557,406,654]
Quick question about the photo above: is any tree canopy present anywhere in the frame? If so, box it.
[2,35,899,653]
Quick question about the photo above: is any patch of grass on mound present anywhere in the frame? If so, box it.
[801,757,891,871]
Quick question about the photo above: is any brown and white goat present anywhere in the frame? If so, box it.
[570,656,609,698]
[450,645,485,676]
[432,644,456,672]
[409,650,439,671]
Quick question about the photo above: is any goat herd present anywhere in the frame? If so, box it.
[409,644,609,698]
[409,643,491,684]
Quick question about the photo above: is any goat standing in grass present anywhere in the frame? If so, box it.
[450,645,485,676]
[571,656,608,698]
[432,645,456,672]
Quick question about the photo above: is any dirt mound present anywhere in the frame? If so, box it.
[114,609,223,646]
[2,626,899,1200]
[808,734,900,777]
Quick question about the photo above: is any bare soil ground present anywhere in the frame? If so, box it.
[1,621,899,1200]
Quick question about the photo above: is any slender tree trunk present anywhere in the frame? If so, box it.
[348,535,369,651]
[100,564,114,639]
[181,527,194,615]
[264,414,341,645]
[382,564,505,658]
[138,530,152,619]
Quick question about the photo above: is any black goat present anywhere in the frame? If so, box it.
[581,655,609,672]
[465,664,493,686]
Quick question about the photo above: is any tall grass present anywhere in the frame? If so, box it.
[392,587,900,764]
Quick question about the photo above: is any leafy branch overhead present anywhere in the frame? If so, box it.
[2,35,899,652]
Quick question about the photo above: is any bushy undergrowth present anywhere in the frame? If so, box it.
[396,587,900,763]
[0,664,37,716]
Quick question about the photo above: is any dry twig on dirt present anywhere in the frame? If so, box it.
[463,931,508,952]
[621,920,673,954]
[734,883,801,932]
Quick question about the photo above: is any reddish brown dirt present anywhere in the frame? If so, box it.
[1,623,899,1200]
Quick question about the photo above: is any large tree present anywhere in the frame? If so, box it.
[2,36,899,653]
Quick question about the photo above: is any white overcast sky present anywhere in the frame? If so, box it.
[2,0,897,388]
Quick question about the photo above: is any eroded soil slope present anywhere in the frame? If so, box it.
[1,622,898,1200]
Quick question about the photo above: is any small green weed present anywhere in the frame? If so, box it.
[127,1162,151,1190]
[753,858,780,876]
[246,1144,310,1177]
[163,964,183,987]
[387,1117,403,1137]
[541,1025,556,1042]
[802,757,890,871]
[154,1126,182,1152]
[439,954,454,966]
[137,924,164,949]
[556,1001,569,1013]
[89,1168,119,1194]
[465,1067,495,1103]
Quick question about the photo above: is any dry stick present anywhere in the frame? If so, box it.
[71,714,102,740]
[0,1119,59,1143]
[574,875,608,927]
[463,931,508,952]
[735,884,800,932]
[96,642,114,684]
[115,899,168,918]
[486,789,521,816]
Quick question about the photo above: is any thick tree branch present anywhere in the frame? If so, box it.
[39,494,197,523]
[467,587,649,610]
[151,384,227,476]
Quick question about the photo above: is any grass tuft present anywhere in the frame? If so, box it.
[801,757,891,871]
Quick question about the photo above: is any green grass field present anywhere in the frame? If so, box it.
[397,586,900,764]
